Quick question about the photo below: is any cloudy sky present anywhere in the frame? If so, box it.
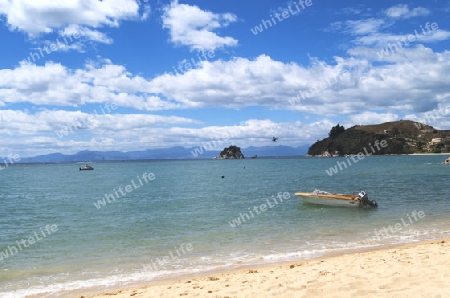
[0,0,449,157]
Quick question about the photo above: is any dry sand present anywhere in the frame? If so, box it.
[83,239,449,298]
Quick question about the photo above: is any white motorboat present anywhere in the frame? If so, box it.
[295,190,378,208]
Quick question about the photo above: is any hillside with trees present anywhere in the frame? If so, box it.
[307,120,450,156]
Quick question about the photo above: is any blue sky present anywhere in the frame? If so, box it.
[0,0,449,157]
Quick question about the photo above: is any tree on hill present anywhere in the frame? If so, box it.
[329,124,345,139]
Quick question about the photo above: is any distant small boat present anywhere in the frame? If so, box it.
[79,164,94,171]
[251,155,258,159]
[295,190,378,208]
[444,157,450,164]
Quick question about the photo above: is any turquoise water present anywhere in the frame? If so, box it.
[1,155,449,297]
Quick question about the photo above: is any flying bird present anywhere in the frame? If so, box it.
[272,137,278,142]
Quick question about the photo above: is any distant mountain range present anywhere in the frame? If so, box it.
[21,145,309,163]
[20,120,450,163]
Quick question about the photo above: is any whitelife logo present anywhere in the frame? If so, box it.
[94,172,155,209]
[0,224,58,261]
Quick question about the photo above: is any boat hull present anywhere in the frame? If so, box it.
[297,195,359,207]
[79,166,94,171]
[295,192,360,207]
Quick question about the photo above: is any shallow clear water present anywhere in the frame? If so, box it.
[1,155,449,296]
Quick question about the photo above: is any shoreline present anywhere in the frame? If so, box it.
[409,152,450,155]
[79,238,450,298]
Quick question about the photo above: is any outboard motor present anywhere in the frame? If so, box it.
[358,191,378,207]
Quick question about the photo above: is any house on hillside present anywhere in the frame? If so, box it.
[429,138,442,145]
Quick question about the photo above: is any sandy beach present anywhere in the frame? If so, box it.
[83,238,450,298]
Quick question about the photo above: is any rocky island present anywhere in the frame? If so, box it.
[216,145,245,159]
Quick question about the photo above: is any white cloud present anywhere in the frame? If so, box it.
[0,0,150,45]
[3,46,450,119]
[60,24,113,44]
[149,50,450,118]
[0,109,201,155]
[0,111,329,157]
[354,29,450,48]
[338,7,363,16]
[385,4,430,19]
[329,18,388,36]
[324,11,450,121]
[0,61,181,110]
[140,2,151,20]
[419,29,450,42]
[405,103,450,129]
[332,9,447,49]
[0,109,198,134]
[42,40,85,53]
[162,0,238,51]
[344,19,387,35]
[347,112,399,126]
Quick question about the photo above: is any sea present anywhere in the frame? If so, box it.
[1,155,449,297]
